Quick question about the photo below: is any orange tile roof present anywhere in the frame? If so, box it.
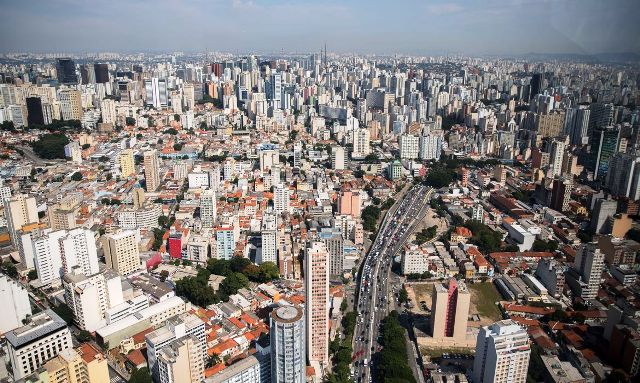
[209,339,238,355]
[204,363,226,377]
[77,343,103,364]
[132,328,154,344]
[126,349,146,367]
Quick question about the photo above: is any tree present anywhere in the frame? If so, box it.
[258,262,280,281]
[27,269,38,281]
[398,288,409,304]
[173,143,183,151]
[31,133,70,159]
[158,215,169,228]
[424,166,455,188]
[128,367,152,383]
[70,171,83,181]
[206,353,221,368]
[77,330,93,342]
[164,128,178,135]
[125,117,136,126]
[159,270,170,282]
[1,261,18,278]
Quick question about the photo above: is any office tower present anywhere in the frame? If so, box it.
[183,83,195,111]
[567,243,604,300]
[536,111,565,137]
[529,73,544,99]
[398,134,419,159]
[156,336,204,383]
[590,198,618,234]
[331,146,346,170]
[589,103,614,137]
[305,241,329,365]
[26,96,45,126]
[200,188,217,228]
[58,228,99,276]
[6,309,73,380]
[606,153,640,200]
[63,268,124,332]
[144,149,161,192]
[472,320,530,383]
[56,58,78,84]
[339,190,361,218]
[216,226,235,260]
[33,230,66,285]
[550,177,573,212]
[549,140,565,177]
[430,278,470,341]
[4,194,38,248]
[0,275,32,334]
[145,78,168,108]
[94,63,109,83]
[118,149,136,178]
[145,312,206,380]
[259,211,278,264]
[274,183,291,215]
[565,107,590,145]
[267,72,282,106]
[590,126,621,180]
[419,132,443,160]
[352,128,370,158]
[80,63,95,84]
[319,227,344,276]
[103,230,141,276]
[100,98,116,124]
[41,343,109,383]
[59,89,82,120]
[270,305,306,383]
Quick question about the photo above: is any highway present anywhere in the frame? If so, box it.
[351,185,433,383]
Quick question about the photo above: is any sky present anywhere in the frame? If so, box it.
[0,0,638,55]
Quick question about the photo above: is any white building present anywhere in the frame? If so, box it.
[100,98,117,124]
[331,146,345,170]
[259,211,278,264]
[472,320,530,383]
[401,245,429,275]
[274,184,291,215]
[352,128,370,159]
[6,309,73,380]
[200,188,217,228]
[59,228,99,276]
[399,134,420,160]
[0,275,32,334]
[419,132,443,160]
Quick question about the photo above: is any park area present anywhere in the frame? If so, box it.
[408,280,503,327]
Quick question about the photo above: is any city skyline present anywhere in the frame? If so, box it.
[1,0,639,56]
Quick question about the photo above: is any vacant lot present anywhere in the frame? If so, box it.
[468,282,503,325]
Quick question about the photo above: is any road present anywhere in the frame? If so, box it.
[351,185,433,383]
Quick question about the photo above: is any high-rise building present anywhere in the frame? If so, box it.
[0,274,32,334]
[590,125,621,181]
[216,226,236,260]
[550,177,573,212]
[103,230,141,276]
[41,343,110,383]
[274,183,291,215]
[430,278,470,341]
[100,98,117,124]
[259,211,278,265]
[145,78,168,108]
[59,88,82,120]
[399,134,420,159]
[606,153,640,200]
[56,58,78,84]
[6,309,73,380]
[144,149,161,192]
[564,106,590,145]
[200,188,217,228]
[145,312,206,381]
[549,140,565,177]
[156,336,204,383]
[319,227,344,276]
[4,194,38,248]
[590,198,618,234]
[419,132,444,161]
[566,243,604,300]
[352,128,370,159]
[118,149,136,178]
[339,190,361,218]
[305,241,329,365]
[472,320,530,383]
[59,228,100,276]
[529,73,544,98]
[33,230,66,285]
[270,305,305,383]
[26,96,45,126]
[48,200,79,231]
[331,146,345,170]
[94,63,109,83]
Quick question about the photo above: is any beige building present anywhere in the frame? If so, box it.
[157,336,204,383]
[305,241,329,366]
[536,110,565,138]
[430,279,470,342]
[103,230,141,276]
[119,149,136,178]
[144,149,161,192]
[41,343,109,383]
[59,89,82,120]
[48,197,79,231]
[4,193,38,247]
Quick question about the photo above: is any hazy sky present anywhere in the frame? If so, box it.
[1,0,638,55]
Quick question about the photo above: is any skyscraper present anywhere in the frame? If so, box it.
[550,177,573,212]
[529,73,544,99]
[472,320,531,383]
[59,88,82,120]
[143,149,161,192]
[145,78,168,108]
[590,198,618,234]
[270,305,305,383]
[103,230,141,276]
[26,96,44,126]
[56,58,78,84]
[305,241,329,366]
[606,153,640,200]
[430,278,470,341]
[319,227,344,276]
[274,183,291,215]
[94,63,109,83]
[200,188,217,228]
[590,126,621,181]
[566,243,604,300]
